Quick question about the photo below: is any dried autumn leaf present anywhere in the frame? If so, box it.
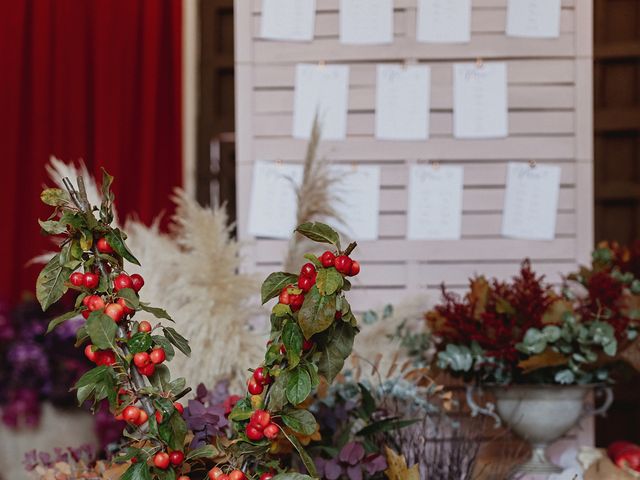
[541,297,574,325]
[384,447,420,480]
[468,276,490,320]
[518,348,569,374]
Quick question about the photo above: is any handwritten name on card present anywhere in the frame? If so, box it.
[248,161,303,238]
[376,65,431,140]
[453,62,508,139]
[340,0,393,45]
[329,165,381,241]
[501,163,561,240]
[506,0,562,38]
[417,0,472,44]
[293,64,349,140]
[260,0,316,42]
[407,165,464,240]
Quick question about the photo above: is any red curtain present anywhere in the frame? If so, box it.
[0,0,183,307]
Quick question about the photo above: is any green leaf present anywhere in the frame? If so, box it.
[149,364,172,391]
[36,254,72,311]
[86,311,118,350]
[316,268,343,296]
[105,229,140,265]
[140,303,173,322]
[40,188,70,206]
[154,398,176,418]
[185,445,217,460]
[46,309,80,334]
[128,332,152,353]
[152,335,175,361]
[117,288,140,309]
[60,211,86,229]
[74,365,116,407]
[120,461,152,480]
[555,369,576,385]
[298,286,337,339]
[38,219,67,235]
[113,447,141,463]
[283,321,304,369]
[279,429,318,477]
[303,254,322,269]
[281,409,317,435]
[273,303,293,317]
[267,372,289,411]
[158,411,188,450]
[356,418,419,437]
[169,377,187,395]
[75,325,89,347]
[229,398,253,422]
[317,322,356,383]
[286,366,312,405]
[295,222,341,250]
[358,383,376,417]
[261,272,299,305]
[304,362,320,388]
[163,327,191,357]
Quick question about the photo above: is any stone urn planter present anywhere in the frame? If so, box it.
[467,384,613,476]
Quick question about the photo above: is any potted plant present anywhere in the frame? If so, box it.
[426,260,638,475]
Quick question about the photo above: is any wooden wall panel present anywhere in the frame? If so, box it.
[234,0,593,313]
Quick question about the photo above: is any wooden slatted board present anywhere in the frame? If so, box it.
[234,0,594,312]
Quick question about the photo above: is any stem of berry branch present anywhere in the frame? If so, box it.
[63,177,154,416]
[344,241,357,256]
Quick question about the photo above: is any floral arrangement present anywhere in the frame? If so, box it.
[426,259,638,385]
[36,170,364,480]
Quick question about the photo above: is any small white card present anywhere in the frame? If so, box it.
[417,0,472,44]
[407,165,464,240]
[260,0,316,42]
[329,165,381,241]
[453,62,508,139]
[501,163,561,240]
[248,161,303,238]
[506,0,562,38]
[376,65,431,140]
[339,0,393,45]
[293,64,349,140]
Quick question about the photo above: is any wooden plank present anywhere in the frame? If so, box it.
[253,111,575,137]
[253,85,575,113]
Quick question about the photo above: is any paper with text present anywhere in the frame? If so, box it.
[417,0,472,44]
[506,0,562,38]
[454,62,508,139]
[376,65,431,140]
[248,161,303,238]
[501,163,561,240]
[260,0,316,42]
[407,165,464,240]
[340,0,393,45]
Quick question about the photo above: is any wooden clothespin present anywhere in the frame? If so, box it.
[529,159,537,169]
[475,57,484,69]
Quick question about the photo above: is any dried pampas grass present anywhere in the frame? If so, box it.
[283,118,342,272]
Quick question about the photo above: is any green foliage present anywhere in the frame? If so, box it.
[295,222,341,250]
[261,272,299,305]
[36,253,72,311]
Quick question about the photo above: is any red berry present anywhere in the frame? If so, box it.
[84,344,97,362]
[130,273,145,292]
[300,263,316,277]
[113,273,133,291]
[84,273,100,289]
[96,237,114,254]
[123,406,141,424]
[278,286,292,305]
[82,295,92,307]
[260,474,275,480]
[263,423,279,440]
[219,476,230,480]
[253,367,271,385]
[334,255,352,274]
[70,272,85,287]
[335,311,343,320]
[96,350,116,366]
[104,303,125,323]
[321,251,335,267]
[133,352,151,368]
[280,344,286,355]
[81,310,90,319]
[174,402,184,414]
[303,339,314,351]
[136,409,148,425]
[155,410,164,424]
[153,452,170,470]
[138,321,152,333]
[150,347,166,365]
[247,377,264,395]
[290,294,304,311]
[250,410,271,430]
[138,363,155,377]
[117,297,135,315]
[246,424,264,441]
[169,451,185,466]
[349,260,360,276]
[208,467,224,479]
[298,275,314,292]
[229,471,247,480]
[87,295,105,311]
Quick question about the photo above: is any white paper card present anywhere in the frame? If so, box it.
[417,0,472,44]
[501,163,561,240]
[407,165,464,240]
[293,64,349,140]
[339,0,393,45]
[453,62,508,139]
[248,161,303,239]
[260,0,316,42]
[376,65,431,140]
[506,0,562,38]
[329,165,381,241]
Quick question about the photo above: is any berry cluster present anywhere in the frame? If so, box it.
[245,409,279,441]
[207,467,248,480]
